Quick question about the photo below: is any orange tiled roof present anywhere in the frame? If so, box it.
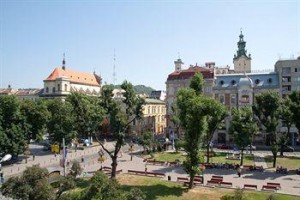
[44,67,101,86]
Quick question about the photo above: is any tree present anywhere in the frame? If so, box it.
[0,95,28,156]
[176,73,207,189]
[56,176,76,200]
[1,165,55,200]
[229,107,258,166]
[290,91,300,135]
[67,93,104,140]
[46,99,77,145]
[202,97,227,163]
[170,104,181,138]
[20,99,49,142]
[97,81,144,179]
[80,171,123,200]
[253,92,280,167]
[140,131,153,152]
[69,160,83,178]
[279,97,294,156]
[125,188,146,200]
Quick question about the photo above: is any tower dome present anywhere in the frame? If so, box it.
[238,76,253,87]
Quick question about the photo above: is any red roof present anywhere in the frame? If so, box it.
[167,66,214,81]
[44,67,101,86]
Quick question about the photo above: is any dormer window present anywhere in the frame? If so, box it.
[231,80,236,85]
[255,79,260,84]
[220,80,224,85]
[268,78,272,83]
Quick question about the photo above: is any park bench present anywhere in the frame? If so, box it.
[212,175,223,179]
[194,177,203,184]
[267,182,281,189]
[183,181,195,188]
[262,185,278,191]
[128,170,146,176]
[219,181,232,188]
[177,177,189,182]
[243,184,257,190]
[255,166,263,171]
[207,180,220,186]
[103,166,112,171]
[145,172,165,177]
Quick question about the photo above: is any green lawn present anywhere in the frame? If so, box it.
[63,174,300,200]
[265,155,300,170]
[209,152,254,165]
[143,151,254,165]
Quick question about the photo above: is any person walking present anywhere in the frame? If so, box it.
[237,166,242,177]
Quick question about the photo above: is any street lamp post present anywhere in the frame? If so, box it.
[0,154,12,184]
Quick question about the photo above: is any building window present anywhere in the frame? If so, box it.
[46,87,49,93]
[65,84,68,91]
[58,84,60,91]
[220,95,225,104]
[52,87,56,93]
[148,106,150,114]
[255,79,260,84]
[282,67,291,74]
[220,80,224,85]
[231,95,236,105]
[231,80,236,85]
[267,78,272,84]
[295,67,300,72]
[241,95,249,103]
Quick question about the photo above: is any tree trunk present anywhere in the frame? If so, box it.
[273,153,277,168]
[189,172,195,189]
[111,156,118,179]
[240,149,244,166]
[206,144,210,163]
[280,144,284,157]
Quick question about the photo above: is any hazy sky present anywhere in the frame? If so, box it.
[1,0,299,90]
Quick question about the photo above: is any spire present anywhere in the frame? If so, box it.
[234,29,251,60]
[62,53,66,70]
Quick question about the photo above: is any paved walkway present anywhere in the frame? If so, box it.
[2,143,300,197]
[253,153,268,169]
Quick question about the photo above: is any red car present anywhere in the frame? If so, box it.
[217,144,229,149]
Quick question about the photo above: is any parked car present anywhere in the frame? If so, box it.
[282,145,294,152]
[246,145,256,150]
[217,143,229,149]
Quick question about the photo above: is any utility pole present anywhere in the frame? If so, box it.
[62,138,66,176]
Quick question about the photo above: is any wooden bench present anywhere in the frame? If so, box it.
[207,180,220,186]
[220,182,232,188]
[243,165,253,170]
[255,166,263,171]
[177,177,189,182]
[146,172,165,177]
[168,161,178,166]
[243,184,257,190]
[212,175,223,179]
[262,185,278,191]
[210,178,222,183]
[103,166,112,170]
[128,170,146,175]
[267,182,281,189]
[194,177,203,184]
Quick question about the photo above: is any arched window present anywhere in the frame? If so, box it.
[64,84,68,91]
[58,84,60,91]
[46,87,49,93]
[52,87,56,93]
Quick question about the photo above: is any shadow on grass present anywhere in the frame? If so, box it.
[75,178,90,189]
[122,183,185,200]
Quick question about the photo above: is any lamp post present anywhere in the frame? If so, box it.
[0,154,12,184]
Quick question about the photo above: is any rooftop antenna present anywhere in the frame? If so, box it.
[62,52,66,70]
[113,49,116,85]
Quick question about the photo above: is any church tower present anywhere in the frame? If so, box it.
[233,31,252,73]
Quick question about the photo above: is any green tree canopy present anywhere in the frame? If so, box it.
[229,107,258,165]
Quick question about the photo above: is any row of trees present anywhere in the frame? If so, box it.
[175,73,300,188]
[0,81,145,180]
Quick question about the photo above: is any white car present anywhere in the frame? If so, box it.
[246,145,256,150]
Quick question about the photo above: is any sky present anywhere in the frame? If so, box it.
[0,0,299,90]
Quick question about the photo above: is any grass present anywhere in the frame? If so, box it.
[64,174,300,200]
[209,152,254,165]
[265,155,300,170]
[143,151,254,166]
[118,175,300,200]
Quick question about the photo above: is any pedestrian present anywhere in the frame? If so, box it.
[81,156,84,163]
[237,166,242,177]
[33,155,35,161]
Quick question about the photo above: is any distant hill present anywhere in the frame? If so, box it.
[109,84,155,95]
